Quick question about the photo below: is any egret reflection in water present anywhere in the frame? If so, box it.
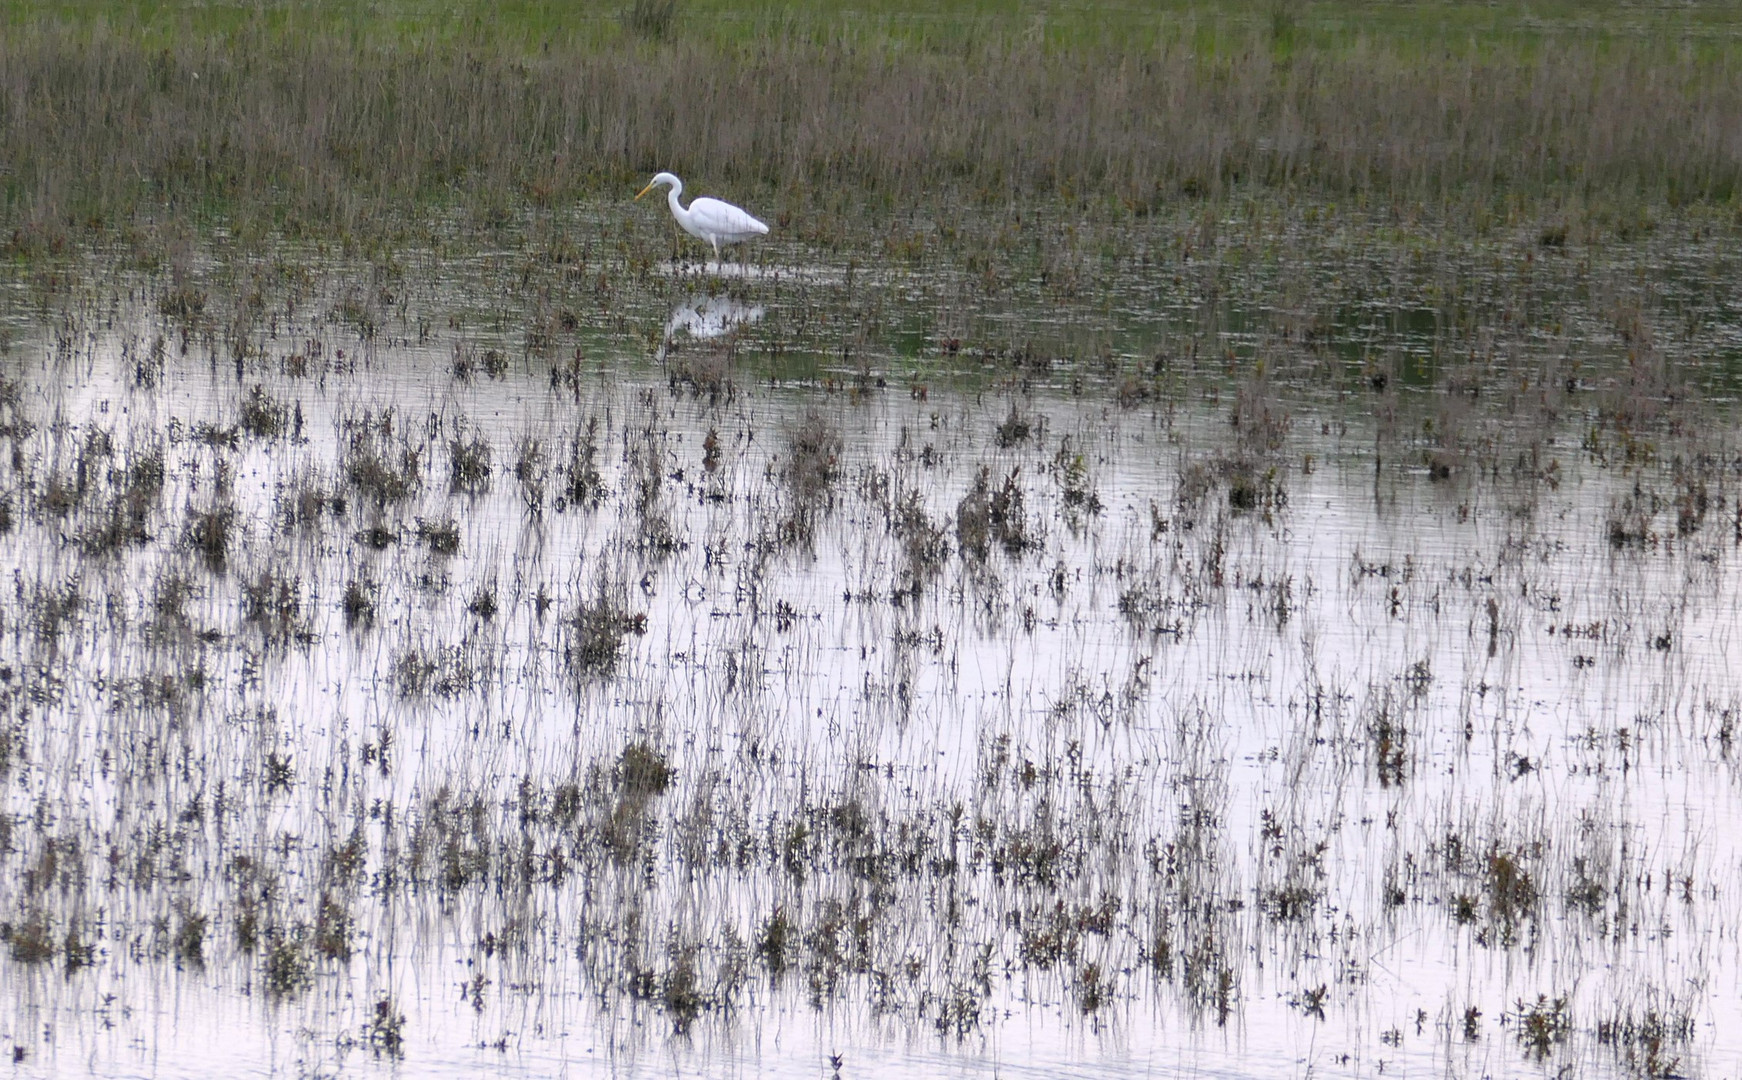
[664,295,765,341]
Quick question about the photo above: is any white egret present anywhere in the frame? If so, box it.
[635,172,769,261]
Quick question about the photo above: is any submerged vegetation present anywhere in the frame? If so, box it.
[0,1,1739,1077]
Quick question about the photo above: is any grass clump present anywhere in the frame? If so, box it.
[784,410,841,500]
[957,466,1030,560]
[754,907,794,978]
[994,404,1032,448]
[240,570,308,647]
[342,577,376,628]
[5,916,56,964]
[780,409,842,543]
[264,936,312,998]
[667,345,735,405]
[1598,994,1697,1079]
[79,446,164,555]
[1514,994,1572,1061]
[364,997,406,1058]
[448,435,493,495]
[173,910,208,968]
[563,592,647,681]
[184,504,236,572]
[560,419,606,512]
[1487,847,1539,924]
[239,386,286,439]
[616,741,674,799]
[508,437,545,515]
[415,517,461,555]
[343,416,421,506]
[313,894,352,962]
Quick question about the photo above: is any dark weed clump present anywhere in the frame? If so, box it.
[1598,994,1697,1079]
[1052,440,1102,525]
[893,490,950,593]
[278,474,342,534]
[353,522,397,550]
[448,434,493,495]
[1367,692,1408,788]
[184,504,236,572]
[782,410,842,511]
[364,997,407,1058]
[1607,486,1655,549]
[344,418,422,506]
[4,916,55,964]
[1487,848,1540,925]
[513,437,547,514]
[264,936,312,998]
[626,946,717,1034]
[79,445,163,554]
[466,583,498,620]
[957,466,1030,559]
[563,592,648,681]
[1224,460,1286,515]
[415,517,461,555]
[313,893,352,962]
[391,645,480,699]
[241,570,309,647]
[173,910,208,968]
[755,907,794,978]
[561,419,607,512]
[616,741,674,799]
[995,404,1033,448]
[239,385,287,439]
[1514,994,1571,1061]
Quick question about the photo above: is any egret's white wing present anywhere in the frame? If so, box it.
[687,197,769,240]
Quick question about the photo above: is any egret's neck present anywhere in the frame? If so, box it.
[665,182,686,219]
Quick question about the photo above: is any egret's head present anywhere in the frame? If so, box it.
[635,172,680,200]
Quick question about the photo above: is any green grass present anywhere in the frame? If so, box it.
[8,0,1740,53]
[2,1,1740,245]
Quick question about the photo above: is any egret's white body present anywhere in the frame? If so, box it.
[636,172,768,260]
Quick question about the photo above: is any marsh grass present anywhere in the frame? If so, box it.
[3,6,1740,244]
[624,0,679,42]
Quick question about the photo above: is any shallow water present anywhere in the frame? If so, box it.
[0,200,1738,1078]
